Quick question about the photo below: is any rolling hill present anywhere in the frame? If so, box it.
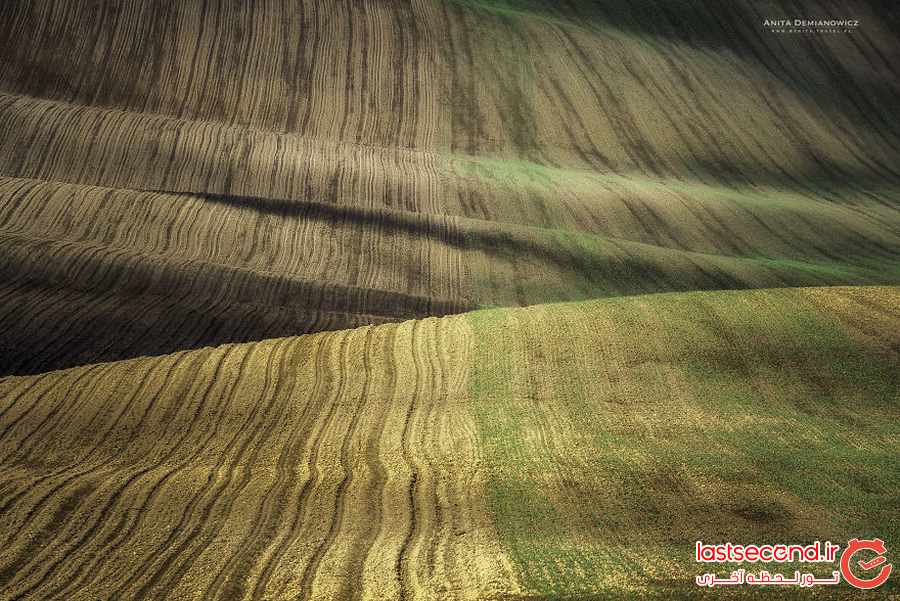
[0,286,897,599]
[0,0,898,599]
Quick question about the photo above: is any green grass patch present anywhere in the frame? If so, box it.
[467,288,900,597]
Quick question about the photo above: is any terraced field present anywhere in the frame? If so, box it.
[0,0,898,599]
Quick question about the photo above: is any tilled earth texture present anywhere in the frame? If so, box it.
[0,1,898,600]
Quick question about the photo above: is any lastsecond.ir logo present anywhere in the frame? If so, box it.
[841,538,892,590]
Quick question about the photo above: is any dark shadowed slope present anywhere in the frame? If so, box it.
[0,0,899,373]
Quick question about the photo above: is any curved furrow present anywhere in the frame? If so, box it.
[264,332,356,600]
[17,352,202,600]
[107,345,260,600]
[242,332,337,601]
[394,320,426,601]
[0,346,245,599]
[293,327,374,601]
[130,340,297,601]
[0,352,197,537]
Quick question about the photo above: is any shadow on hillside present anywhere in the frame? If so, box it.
[449,0,900,167]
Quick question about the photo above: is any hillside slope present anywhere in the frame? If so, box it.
[0,286,897,599]
[0,0,899,374]
[1,1,899,598]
